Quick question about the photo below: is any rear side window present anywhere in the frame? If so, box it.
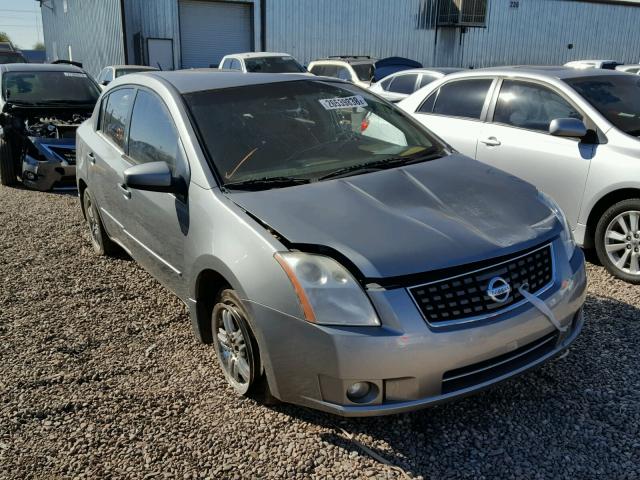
[230,59,242,71]
[128,90,179,170]
[388,74,418,94]
[419,74,439,89]
[100,88,135,150]
[423,79,493,120]
[493,80,582,132]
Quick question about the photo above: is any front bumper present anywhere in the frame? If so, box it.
[22,154,76,191]
[246,244,587,417]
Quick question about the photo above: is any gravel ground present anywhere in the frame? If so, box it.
[0,184,638,480]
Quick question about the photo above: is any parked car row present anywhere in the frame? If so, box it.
[0,52,637,417]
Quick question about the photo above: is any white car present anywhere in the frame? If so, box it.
[564,60,622,70]
[369,67,463,102]
[616,64,640,74]
[218,52,307,74]
[308,56,377,89]
[399,66,640,283]
[96,65,158,89]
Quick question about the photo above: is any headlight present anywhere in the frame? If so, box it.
[538,191,576,260]
[274,252,380,326]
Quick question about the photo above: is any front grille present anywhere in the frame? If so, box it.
[441,330,559,394]
[409,244,554,327]
[49,147,76,164]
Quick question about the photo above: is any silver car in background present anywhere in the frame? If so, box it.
[369,67,463,103]
[400,66,640,283]
[76,71,586,416]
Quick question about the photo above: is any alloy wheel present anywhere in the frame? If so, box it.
[213,303,253,393]
[84,194,101,248]
[604,210,640,276]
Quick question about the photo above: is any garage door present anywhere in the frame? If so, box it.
[179,0,252,68]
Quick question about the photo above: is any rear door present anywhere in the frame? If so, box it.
[87,87,136,246]
[411,78,496,157]
[476,79,594,225]
[120,89,190,293]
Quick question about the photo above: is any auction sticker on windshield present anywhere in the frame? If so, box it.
[319,95,368,110]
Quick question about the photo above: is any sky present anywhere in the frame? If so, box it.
[0,0,44,50]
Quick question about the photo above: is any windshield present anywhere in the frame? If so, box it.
[566,75,640,137]
[184,80,444,187]
[0,53,26,64]
[115,68,154,78]
[2,70,100,104]
[352,63,375,82]
[244,56,306,73]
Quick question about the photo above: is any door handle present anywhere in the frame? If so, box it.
[87,152,95,164]
[480,136,501,147]
[118,183,131,199]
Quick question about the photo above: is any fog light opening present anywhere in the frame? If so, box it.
[346,381,378,404]
[24,171,36,181]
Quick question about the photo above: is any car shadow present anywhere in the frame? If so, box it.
[262,293,639,478]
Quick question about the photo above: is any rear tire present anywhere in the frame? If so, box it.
[595,198,640,284]
[0,136,19,187]
[83,188,117,256]
[211,289,276,403]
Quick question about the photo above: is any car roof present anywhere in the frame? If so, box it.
[385,67,464,76]
[225,52,293,59]
[111,65,158,70]
[147,70,326,94]
[0,62,85,73]
[451,65,631,80]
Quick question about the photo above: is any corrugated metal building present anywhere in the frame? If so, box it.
[40,0,640,78]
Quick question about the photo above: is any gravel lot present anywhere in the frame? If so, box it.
[1,184,639,479]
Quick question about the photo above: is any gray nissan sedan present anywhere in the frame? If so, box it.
[76,71,586,416]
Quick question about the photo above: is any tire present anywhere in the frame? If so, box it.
[82,188,117,256]
[0,135,19,187]
[594,198,640,284]
[211,289,274,401]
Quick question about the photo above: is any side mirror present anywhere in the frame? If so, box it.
[124,161,175,193]
[100,80,110,86]
[549,118,587,138]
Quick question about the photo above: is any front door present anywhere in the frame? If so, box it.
[476,79,594,227]
[120,89,190,295]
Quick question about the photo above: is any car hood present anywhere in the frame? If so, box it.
[226,154,559,279]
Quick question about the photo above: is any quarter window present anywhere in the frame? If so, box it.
[128,90,180,170]
[100,88,135,150]
[419,74,439,89]
[425,79,493,119]
[388,74,418,94]
[493,80,582,132]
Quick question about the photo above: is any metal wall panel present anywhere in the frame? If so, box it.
[123,0,181,69]
[40,0,125,78]
[265,0,640,68]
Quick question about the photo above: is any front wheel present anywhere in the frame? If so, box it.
[0,136,19,186]
[595,198,640,284]
[211,289,264,396]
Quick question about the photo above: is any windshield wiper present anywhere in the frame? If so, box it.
[317,149,443,181]
[224,176,311,191]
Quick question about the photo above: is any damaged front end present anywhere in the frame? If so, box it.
[20,114,89,191]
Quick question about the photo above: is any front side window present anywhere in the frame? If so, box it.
[493,80,582,132]
[100,88,135,150]
[0,53,26,64]
[244,56,306,73]
[128,90,179,170]
[566,74,640,137]
[2,70,100,104]
[429,79,493,119]
[388,74,418,94]
[184,80,444,187]
[115,68,151,78]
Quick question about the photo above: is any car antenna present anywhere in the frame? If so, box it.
[156,62,163,71]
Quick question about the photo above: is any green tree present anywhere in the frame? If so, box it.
[0,32,12,43]
[33,42,45,51]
